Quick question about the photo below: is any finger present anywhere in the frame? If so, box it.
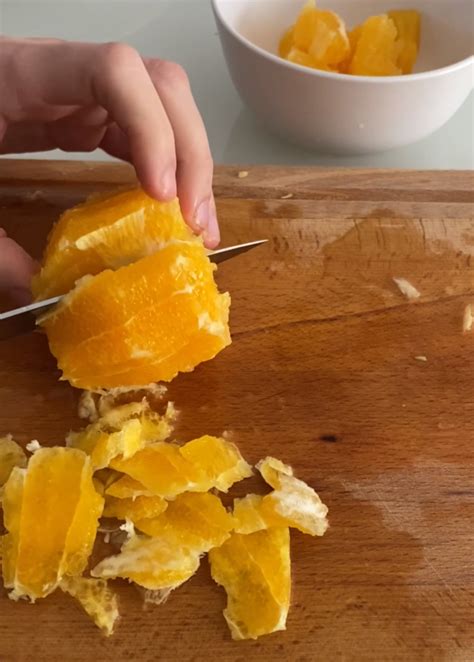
[46,106,109,152]
[6,39,177,200]
[0,232,38,304]
[0,122,54,153]
[99,123,132,163]
[145,59,219,246]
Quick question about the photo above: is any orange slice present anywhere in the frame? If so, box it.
[32,188,195,299]
[67,401,173,470]
[179,435,253,492]
[0,436,26,487]
[135,492,233,550]
[209,528,291,640]
[2,448,103,600]
[110,436,252,498]
[91,528,201,592]
[60,576,119,636]
[105,475,154,499]
[39,241,231,390]
[103,494,168,522]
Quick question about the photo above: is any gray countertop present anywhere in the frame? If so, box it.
[1,0,473,169]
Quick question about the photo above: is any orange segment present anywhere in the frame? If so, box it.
[1,466,26,589]
[61,457,104,577]
[67,400,173,470]
[2,448,103,600]
[103,494,168,522]
[253,456,329,536]
[32,188,195,299]
[280,4,420,76]
[179,435,253,492]
[68,419,143,470]
[293,0,317,50]
[349,15,401,76]
[287,47,319,69]
[0,436,26,487]
[389,10,421,74]
[110,436,251,498]
[135,492,234,551]
[110,442,201,499]
[279,25,295,58]
[209,528,291,640]
[257,456,293,488]
[308,10,350,67]
[105,475,154,499]
[39,241,231,390]
[91,529,201,592]
[60,576,119,636]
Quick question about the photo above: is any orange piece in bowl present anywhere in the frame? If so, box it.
[293,0,318,51]
[349,15,402,76]
[389,9,421,74]
[279,25,295,58]
[308,10,350,67]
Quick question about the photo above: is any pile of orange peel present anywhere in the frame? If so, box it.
[0,400,328,639]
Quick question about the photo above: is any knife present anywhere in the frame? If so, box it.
[0,239,267,341]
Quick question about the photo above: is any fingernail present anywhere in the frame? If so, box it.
[203,200,220,248]
[194,198,210,232]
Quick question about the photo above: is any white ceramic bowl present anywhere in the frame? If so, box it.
[212,0,474,154]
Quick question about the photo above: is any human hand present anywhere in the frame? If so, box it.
[0,38,219,304]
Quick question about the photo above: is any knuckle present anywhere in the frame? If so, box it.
[156,60,189,89]
[99,42,141,71]
[180,148,213,170]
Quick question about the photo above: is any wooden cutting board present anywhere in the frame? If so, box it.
[0,159,473,662]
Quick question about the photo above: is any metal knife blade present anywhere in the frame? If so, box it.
[0,239,267,341]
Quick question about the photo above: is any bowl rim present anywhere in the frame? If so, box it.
[211,0,474,83]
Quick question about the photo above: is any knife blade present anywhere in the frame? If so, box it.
[0,239,267,341]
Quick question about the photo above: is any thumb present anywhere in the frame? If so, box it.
[0,230,38,305]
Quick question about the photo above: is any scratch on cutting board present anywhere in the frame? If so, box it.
[372,485,456,598]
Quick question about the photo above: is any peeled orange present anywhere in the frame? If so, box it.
[32,189,193,300]
[35,188,231,390]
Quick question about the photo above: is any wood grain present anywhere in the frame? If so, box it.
[0,159,473,662]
